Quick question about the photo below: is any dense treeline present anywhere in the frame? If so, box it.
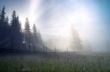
[0,6,44,53]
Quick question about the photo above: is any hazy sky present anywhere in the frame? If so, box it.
[0,0,110,51]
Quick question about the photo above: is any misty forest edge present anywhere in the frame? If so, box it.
[0,6,82,54]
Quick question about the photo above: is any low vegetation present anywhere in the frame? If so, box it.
[0,53,110,72]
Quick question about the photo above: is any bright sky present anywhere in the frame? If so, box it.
[0,0,110,51]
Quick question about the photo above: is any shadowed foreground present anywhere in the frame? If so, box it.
[0,52,110,72]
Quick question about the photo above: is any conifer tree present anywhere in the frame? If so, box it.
[0,6,10,49]
[10,10,22,50]
[70,25,82,51]
[24,18,32,51]
[0,6,5,22]
[32,24,43,52]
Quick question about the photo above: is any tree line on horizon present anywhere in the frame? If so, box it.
[0,6,44,53]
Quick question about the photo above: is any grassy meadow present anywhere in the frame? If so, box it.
[0,52,110,72]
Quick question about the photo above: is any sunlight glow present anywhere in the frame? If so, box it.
[71,4,95,40]
[28,0,37,25]
[19,0,98,51]
[46,3,97,51]
[20,0,40,29]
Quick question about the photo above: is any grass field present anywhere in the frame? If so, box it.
[0,52,110,72]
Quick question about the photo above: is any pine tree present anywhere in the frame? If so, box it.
[70,25,82,51]
[32,24,37,51]
[33,24,37,37]
[0,6,10,49]
[5,17,9,24]
[24,18,32,51]
[32,24,43,52]
[0,6,5,22]
[10,10,22,50]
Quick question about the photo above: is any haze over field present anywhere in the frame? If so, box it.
[0,0,110,52]
[0,0,110,72]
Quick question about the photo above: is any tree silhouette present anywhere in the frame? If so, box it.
[0,6,10,49]
[32,24,43,52]
[10,10,22,50]
[0,6,5,22]
[0,6,46,53]
[32,24,37,51]
[70,25,82,51]
[24,18,32,51]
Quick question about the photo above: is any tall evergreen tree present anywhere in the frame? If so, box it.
[5,17,9,24]
[32,24,43,52]
[10,10,22,50]
[32,24,37,51]
[0,6,10,49]
[24,18,32,51]
[70,25,82,51]
[0,6,5,22]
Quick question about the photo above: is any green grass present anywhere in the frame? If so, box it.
[0,55,110,72]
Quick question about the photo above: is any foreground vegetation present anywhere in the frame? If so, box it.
[0,53,110,72]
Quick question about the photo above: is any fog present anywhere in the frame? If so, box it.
[35,0,110,52]
[0,0,109,52]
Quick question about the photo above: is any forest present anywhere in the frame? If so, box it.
[0,6,83,54]
[0,6,45,53]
